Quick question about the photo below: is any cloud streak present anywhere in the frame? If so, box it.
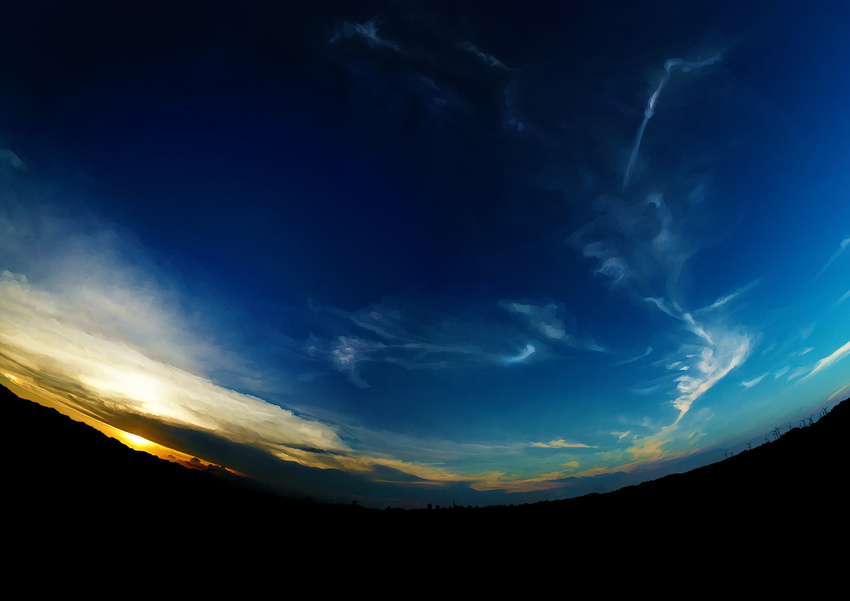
[623,54,722,191]
[459,42,512,71]
[329,16,401,52]
[816,236,850,277]
[613,346,653,366]
[802,339,850,382]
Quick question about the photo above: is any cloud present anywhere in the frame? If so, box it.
[740,372,768,389]
[0,266,531,493]
[0,270,349,456]
[816,236,850,276]
[530,439,595,449]
[799,323,815,341]
[694,280,759,314]
[570,193,694,297]
[469,470,576,494]
[0,205,512,491]
[787,366,808,381]
[499,300,606,352]
[623,54,722,191]
[801,338,850,382]
[458,42,512,70]
[643,299,752,423]
[329,16,401,52]
[613,346,653,366]
[503,343,536,364]
[306,297,549,386]
[0,148,25,171]
[669,325,751,421]
[630,384,662,395]
[306,295,610,387]
[499,301,567,340]
[568,161,754,428]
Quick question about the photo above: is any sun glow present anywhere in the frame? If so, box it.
[124,432,151,447]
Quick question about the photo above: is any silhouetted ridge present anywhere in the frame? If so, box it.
[3,384,847,549]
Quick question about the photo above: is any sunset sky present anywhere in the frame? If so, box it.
[1,0,848,508]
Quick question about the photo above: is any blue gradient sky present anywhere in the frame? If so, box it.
[1,1,848,507]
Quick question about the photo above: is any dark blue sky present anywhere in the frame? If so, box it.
[1,1,849,507]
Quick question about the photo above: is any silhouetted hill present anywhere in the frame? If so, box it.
[4,383,847,562]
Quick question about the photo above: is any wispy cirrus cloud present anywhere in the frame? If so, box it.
[305,295,611,387]
[695,280,760,314]
[0,148,26,171]
[801,338,850,382]
[741,372,768,389]
[569,192,695,297]
[641,295,752,423]
[329,16,401,52]
[613,346,653,366]
[499,300,606,353]
[458,42,513,71]
[304,297,536,386]
[816,236,850,277]
[530,439,595,449]
[787,366,808,381]
[561,48,753,433]
[570,189,753,426]
[774,366,790,379]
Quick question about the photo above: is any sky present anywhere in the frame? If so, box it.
[1,0,849,508]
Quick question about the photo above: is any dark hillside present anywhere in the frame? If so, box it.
[4,383,847,558]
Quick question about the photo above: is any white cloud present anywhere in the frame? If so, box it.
[504,343,536,364]
[787,366,808,381]
[499,299,606,353]
[740,372,768,389]
[669,325,751,421]
[774,365,790,379]
[530,439,594,449]
[695,280,759,314]
[643,299,752,422]
[0,270,349,457]
[802,338,850,382]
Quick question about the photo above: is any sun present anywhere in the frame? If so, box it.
[123,432,151,447]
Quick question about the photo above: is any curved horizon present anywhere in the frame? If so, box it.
[1,1,849,508]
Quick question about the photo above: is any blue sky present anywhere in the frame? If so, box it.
[1,1,848,507]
